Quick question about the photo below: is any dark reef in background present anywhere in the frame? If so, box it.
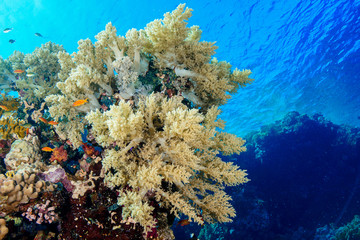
[195,111,360,240]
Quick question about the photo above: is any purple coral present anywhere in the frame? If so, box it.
[40,166,74,192]
[22,200,58,224]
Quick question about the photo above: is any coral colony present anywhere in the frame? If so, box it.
[0,4,253,240]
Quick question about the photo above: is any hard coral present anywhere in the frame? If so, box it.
[4,137,42,170]
[0,116,26,140]
[22,199,58,224]
[0,218,8,240]
[0,93,21,112]
[0,172,54,214]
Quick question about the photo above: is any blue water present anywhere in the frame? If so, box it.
[1,0,359,136]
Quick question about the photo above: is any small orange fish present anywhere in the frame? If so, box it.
[0,105,9,111]
[41,147,54,152]
[177,219,190,227]
[72,98,89,107]
[39,117,48,124]
[26,128,30,135]
[48,121,59,125]
[13,69,25,74]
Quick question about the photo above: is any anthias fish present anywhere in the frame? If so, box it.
[14,69,25,74]
[48,121,59,125]
[177,219,190,226]
[41,147,54,152]
[39,117,48,124]
[0,105,9,111]
[73,98,89,107]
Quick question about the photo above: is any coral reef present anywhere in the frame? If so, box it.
[0,140,11,159]
[0,4,251,240]
[201,111,360,240]
[45,3,252,148]
[22,199,58,224]
[0,57,15,92]
[334,215,360,240]
[143,5,253,108]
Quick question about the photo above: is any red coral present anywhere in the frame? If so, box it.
[82,142,100,157]
[50,145,68,163]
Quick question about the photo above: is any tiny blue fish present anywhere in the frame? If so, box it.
[3,28,13,33]
[34,32,43,37]
[9,39,15,44]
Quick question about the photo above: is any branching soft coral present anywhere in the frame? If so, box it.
[2,43,64,105]
[7,51,25,71]
[45,39,118,147]
[86,93,248,233]
[17,42,64,104]
[45,24,149,147]
[144,4,254,108]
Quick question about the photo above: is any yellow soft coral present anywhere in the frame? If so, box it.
[43,4,252,234]
[86,93,248,233]
[144,4,253,108]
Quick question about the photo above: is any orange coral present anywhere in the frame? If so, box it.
[49,146,68,163]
